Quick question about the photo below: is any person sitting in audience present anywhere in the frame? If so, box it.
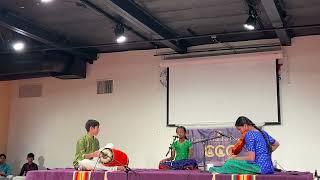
[19,153,38,176]
[0,154,12,179]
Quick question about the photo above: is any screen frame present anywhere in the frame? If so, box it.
[166,59,282,127]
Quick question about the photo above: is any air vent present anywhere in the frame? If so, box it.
[18,84,42,98]
[97,80,113,94]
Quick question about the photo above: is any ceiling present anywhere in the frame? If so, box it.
[0,0,320,80]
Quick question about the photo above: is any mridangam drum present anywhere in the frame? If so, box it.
[100,148,129,167]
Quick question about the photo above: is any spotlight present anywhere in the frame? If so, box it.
[244,16,256,30]
[114,24,127,43]
[12,41,25,52]
[41,0,53,3]
[116,35,126,43]
[244,7,257,31]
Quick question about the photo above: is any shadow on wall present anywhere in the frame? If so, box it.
[10,155,48,175]
[11,160,22,175]
[38,156,48,170]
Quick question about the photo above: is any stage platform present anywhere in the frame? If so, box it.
[25,169,313,180]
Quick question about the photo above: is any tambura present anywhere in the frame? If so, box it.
[100,148,129,167]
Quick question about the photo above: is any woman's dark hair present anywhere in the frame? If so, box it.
[235,116,272,154]
[176,126,188,139]
[85,119,100,132]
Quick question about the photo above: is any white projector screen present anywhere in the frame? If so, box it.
[168,59,279,126]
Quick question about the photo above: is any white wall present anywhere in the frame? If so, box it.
[0,82,11,154]
[265,35,320,172]
[6,35,320,174]
[6,50,174,174]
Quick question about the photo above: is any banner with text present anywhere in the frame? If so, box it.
[187,128,243,166]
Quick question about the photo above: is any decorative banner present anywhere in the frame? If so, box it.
[73,171,91,180]
[187,128,244,167]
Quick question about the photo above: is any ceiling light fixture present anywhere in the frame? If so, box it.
[114,24,127,43]
[41,0,53,3]
[12,41,25,52]
[244,6,257,31]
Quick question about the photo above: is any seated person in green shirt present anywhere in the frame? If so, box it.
[73,119,125,171]
[0,154,12,179]
[162,126,193,162]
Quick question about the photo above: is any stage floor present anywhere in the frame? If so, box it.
[25,169,313,180]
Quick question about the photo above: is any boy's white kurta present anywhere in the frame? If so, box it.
[78,143,117,171]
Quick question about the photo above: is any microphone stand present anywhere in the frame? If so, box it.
[121,162,136,180]
[166,136,177,157]
[125,166,130,180]
[203,139,208,171]
[215,130,249,152]
[165,136,177,167]
[315,170,320,180]
[192,136,222,171]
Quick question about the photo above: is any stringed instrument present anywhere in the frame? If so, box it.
[231,130,248,155]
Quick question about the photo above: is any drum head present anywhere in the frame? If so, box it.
[100,148,113,164]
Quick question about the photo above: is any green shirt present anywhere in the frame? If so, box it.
[73,134,100,167]
[172,139,192,161]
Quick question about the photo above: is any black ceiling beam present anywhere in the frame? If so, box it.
[260,0,291,46]
[0,24,317,54]
[0,8,97,61]
[104,0,187,53]
[0,54,68,75]
[79,0,156,47]
[0,52,87,80]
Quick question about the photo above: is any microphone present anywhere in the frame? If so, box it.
[215,130,230,139]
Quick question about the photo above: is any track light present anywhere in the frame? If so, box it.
[244,16,256,30]
[41,0,53,3]
[244,6,257,31]
[12,41,25,52]
[114,24,127,43]
[116,35,126,43]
